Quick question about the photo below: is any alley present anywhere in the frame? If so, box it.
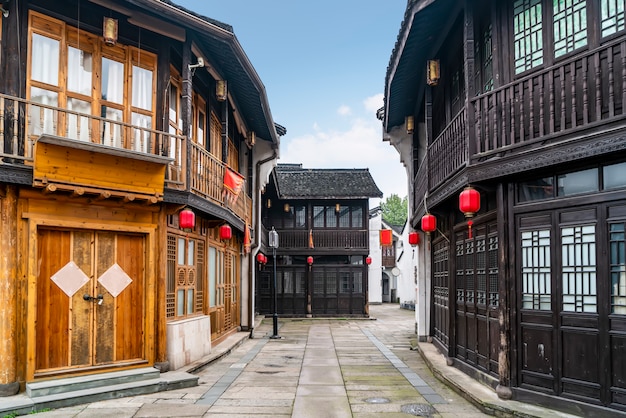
[23,304,488,417]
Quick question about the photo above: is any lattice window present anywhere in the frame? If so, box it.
[166,235,176,318]
[476,236,487,305]
[561,225,596,313]
[456,238,465,302]
[488,234,499,307]
[326,271,337,294]
[465,240,475,303]
[514,0,544,74]
[601,0,625,37]
[610,223,626,314]
[295,271,306,295]
[353,271,363,294]
[553,0,587,58]
[522,229,552,310]
[313,272,324,294]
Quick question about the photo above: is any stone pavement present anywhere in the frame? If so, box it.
[15,304,580,418]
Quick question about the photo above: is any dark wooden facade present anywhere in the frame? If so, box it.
[0,0,279,392]
[255,164,382,317]
[383,0,626,415]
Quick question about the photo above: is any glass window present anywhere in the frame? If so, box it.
[339,206,350,228]
[601,0,625,37]
[313,206,325,228]
[186,289,194,314]
[514,0,543,74]
[295,206,306,228]
[518,177,554,202]
[31,34,59,86]
[610,223,626,314]
[209,247,216,307]
[521,229,552,310]
[325,207,337,227]
[352,207,363,228]
[561,225,597,313]
[101,106,123,148]
[66,98,91,141]
[131,112,152,153]
[553,0,587,58]
[29,87,58,136]
[557,168,599,196]
[604,162,626,190]
[101,57,124,104]
[132,66,152,110]
[67,46,92,96]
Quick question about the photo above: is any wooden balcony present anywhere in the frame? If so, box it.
[472,38,626,159]
[263,228,369,252]
[419,38,626,198]
[0,93,251,222]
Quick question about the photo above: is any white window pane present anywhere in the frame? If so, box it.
[66,98,91,141]
[187,240,195,266]
[132,66,153,110]
[31,34,59,86]
[177,237,185,265]
[67,47,92,96]
[29,87,58,136]
[131,112,152,152]
[102,58,124,104]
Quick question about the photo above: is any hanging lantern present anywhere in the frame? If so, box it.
[408,231,420,246]
[256,253,265,263]
[459,186,481,218]
[307,256,314,266]
[365,256,372,265]
[421,213,437,235]
[179,208,195,230]
[219,224,232,240]
[103,17,118,47]
[380,229,393,246]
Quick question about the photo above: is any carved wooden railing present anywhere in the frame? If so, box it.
[269,229,369,250]
[428,108,467,189]
[472,38,626,158]
[0,93,251,223]
[413,154,429,215]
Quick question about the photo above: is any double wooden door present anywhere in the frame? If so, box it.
[35,228,146,375]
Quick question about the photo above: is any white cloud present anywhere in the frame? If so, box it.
[337,105,352,116]
[280,101,408,202]
[363,93,384,114]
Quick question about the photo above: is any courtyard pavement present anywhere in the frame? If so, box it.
[16,304,579,417]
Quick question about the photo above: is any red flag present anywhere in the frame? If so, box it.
[223,167,245,205]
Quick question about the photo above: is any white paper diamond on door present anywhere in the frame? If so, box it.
[51,261,90,297]
[98,263,132,297]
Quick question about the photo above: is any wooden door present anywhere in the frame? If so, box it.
[35,228,145,374]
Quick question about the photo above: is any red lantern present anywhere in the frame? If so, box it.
[179,209,195,229]
[408,231,420,246]
[307,256,314,266]
[219,224,232,240]
[256,253,265,263]
[459,186,481,218]
[380,229,393,246]
[421,213,437,234]
[365,256,372,265]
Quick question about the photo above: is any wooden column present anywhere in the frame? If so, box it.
[0,185,19,395]
[496,182,513,399]
[154,208,169,372]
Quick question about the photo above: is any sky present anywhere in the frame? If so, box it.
[174,1,409,204]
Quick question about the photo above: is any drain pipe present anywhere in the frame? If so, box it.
[249,150,277,338]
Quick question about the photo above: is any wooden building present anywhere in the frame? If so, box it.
[382,0,626,415]
[0,0,280,395]
[255,164,382,317]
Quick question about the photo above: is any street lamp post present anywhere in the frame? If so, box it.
[268,227,280,339]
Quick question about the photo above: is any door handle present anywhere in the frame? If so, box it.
[83,294,104,305]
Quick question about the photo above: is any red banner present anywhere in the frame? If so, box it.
[223,167,245,205]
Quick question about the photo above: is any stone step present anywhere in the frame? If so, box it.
[26,367,161,398]
[1,370,198,416]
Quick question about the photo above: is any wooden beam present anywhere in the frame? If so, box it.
[44,184,57,194]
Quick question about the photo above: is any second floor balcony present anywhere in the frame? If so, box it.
[0,93,251,222]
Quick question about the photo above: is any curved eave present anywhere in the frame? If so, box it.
[383,0,452,133]
[132,0,280,145]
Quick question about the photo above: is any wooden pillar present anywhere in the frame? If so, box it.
[496,182,513,399]
[153,208,169,372]
[182,37,193,192]
[0,185,19,395]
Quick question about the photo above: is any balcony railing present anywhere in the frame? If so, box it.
[472,38,626,158]
[266,228,369,250]
[428,108,467,189]
[0,93,251,222]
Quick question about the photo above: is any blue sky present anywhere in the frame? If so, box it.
[174,1,409,203]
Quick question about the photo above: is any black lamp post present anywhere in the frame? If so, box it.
[268,226,280,338]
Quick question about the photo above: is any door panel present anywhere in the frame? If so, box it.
[36,228,145,374]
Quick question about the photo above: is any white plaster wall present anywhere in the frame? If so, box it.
[368,212,383,304]
[166,315,212,370]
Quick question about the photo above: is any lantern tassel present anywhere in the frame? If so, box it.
[468,220,473,239]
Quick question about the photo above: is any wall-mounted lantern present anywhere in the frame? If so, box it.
[179,208,195,230]
[365,256,372,265]
[103,17,118,46]
[216,80,227,102]
[427,59,440,86]
[380,229,393,246]
[219,224,232,240]
[283,203,290,212]
[307,256,314,266]
[405,115,414,134]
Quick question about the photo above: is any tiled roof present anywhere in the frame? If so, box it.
[274,164,383,200]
